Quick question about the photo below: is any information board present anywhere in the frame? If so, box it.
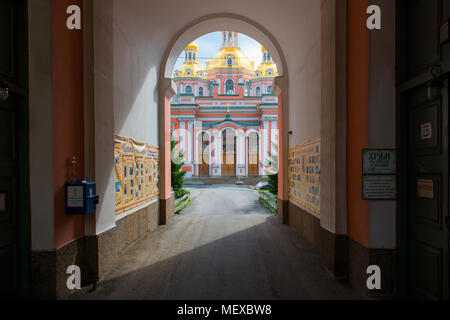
[288,139,320,216]
[114,135,160,214]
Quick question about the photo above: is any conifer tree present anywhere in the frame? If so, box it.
[266,138,278,195]
[171,139,188,199]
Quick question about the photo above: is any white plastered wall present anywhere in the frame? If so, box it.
[92,0,323,235]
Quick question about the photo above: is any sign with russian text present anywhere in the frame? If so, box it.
[363,175,397,200]
[362,149,396,175]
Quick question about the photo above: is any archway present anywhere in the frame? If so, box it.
[158,14,289,202]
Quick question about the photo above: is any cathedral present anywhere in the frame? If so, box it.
[171,31,279,178]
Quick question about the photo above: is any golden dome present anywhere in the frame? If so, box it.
[206,47,254,73]
[174,61,206,78]
[185,41,199,51]
[253,61,278,78]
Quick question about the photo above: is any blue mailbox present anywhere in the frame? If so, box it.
[65,180,99,215]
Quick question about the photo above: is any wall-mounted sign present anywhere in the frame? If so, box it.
[67,185,84,208]
[114,136,160,214]
[0,192,6,213]
[363,175,397,200]
[421,123,432,140]
[288,139,321,216]
[440,20,449,45]
[417,179,434,199]
[362,149,397,175]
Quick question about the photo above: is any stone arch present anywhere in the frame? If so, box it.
[158,13,289,218]
[160,14,288,78]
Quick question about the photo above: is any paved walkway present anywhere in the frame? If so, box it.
[77,185,360,300]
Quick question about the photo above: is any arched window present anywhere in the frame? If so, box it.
[244,82,250,96]
[199,87,204,96]
[255,87,261,96]
[185,85,193,95]
[225,79,235,95]
[267,86,272,94]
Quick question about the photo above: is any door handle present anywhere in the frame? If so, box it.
[0,86,9,102]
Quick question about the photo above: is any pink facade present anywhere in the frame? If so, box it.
[171,32,279,177]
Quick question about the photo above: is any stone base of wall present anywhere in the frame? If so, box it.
[287,201,396,297]
[97,199,160,279]
[288,201,320,249]
[278,199,289,224]
[31,199,163,299]
[31,237,90,299]
[160,193,175,225]
[319,227,348,279]
[348,238,396,299]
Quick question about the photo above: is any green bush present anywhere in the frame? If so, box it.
[267,173,278,195]
[265,135,278,195]
[175,188,190,200]
[171,139,188,199]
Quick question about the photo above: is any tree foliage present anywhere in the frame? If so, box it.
[265,137,278,195]
[171,139,189,199]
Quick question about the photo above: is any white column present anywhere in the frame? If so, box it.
[189,121,194,163]
[179,120,186,157]
[218,77,221,95]
[264,121,269,163]
[271,120,278,157]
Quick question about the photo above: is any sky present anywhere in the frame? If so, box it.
[173,32,264,73]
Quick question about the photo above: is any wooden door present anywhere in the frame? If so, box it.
[198,132,210,177]
[0,0,29,296]
[398,0,449,299]
[406,83,449,299]
[221,129,236,177]
[248,133,259,176]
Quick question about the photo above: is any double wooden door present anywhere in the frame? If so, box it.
[398,0,450,299]
[406,83,449,299]
[248,133,259,176]
[0,0,29,296]
[198,132,210,177]
[222,129,236,177]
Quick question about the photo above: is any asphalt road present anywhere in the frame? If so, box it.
[77,185,359,300]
